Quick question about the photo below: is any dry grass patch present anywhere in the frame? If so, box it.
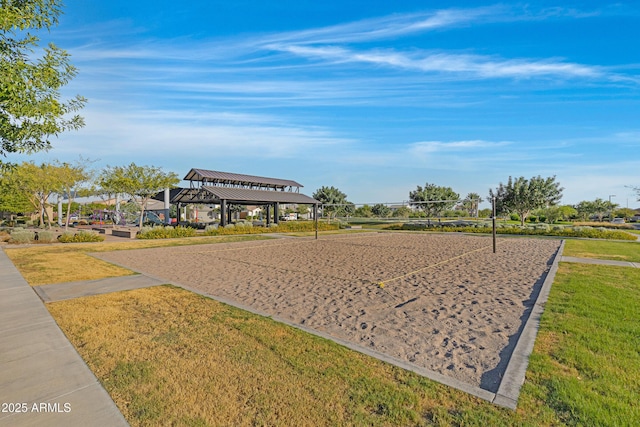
[4,235,272,286]
[5,246,134,285]
[49,286,527,427]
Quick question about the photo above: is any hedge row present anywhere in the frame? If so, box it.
[202,221,340,236]
[137,226,197,239]
[134,221,341,239]
[57,230,105,243]
[8,229,104,243]
[386,224,637,240]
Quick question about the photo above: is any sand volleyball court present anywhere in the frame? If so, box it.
[96,232,561,393]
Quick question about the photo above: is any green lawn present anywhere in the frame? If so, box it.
[524,262,640,426]
[563,239,640,263]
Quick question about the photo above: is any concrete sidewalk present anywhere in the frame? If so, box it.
[561,255,640,268]
[0,248,128,427]
[33,274,166,303]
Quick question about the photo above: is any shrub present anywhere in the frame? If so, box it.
[137,226,197,239]
[202,221,339,236]
[10,230,35,243]
[140,226,154,235]
[37,231,57,243]
[573,221,634,230]
[58,230,105,243]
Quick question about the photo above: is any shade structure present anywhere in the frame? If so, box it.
[201,186,319,205]
[183,168,303,190]
[156,168,319,228]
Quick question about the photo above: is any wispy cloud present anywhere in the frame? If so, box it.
[64,3,629,101]
[259,6,502,46]
[44,105,353,162]
[271,45,603,79]
[410,140,511,154]
[256,5,605,47]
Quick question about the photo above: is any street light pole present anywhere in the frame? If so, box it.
[609,194,616,221]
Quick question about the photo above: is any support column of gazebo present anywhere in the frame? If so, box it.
[221,200,227,226]
[220,201,281,227]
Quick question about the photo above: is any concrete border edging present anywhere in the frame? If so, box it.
[492,239,565,409]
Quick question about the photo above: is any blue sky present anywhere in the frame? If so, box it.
[17,1,640,207]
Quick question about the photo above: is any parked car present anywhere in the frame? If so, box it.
[611,218,625,224]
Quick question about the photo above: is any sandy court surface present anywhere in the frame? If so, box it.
[96,232,561,392]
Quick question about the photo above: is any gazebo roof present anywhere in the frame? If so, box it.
[202,186,318,204]
[154,168,318,205]
[162,186,318,205]
[183,168,303,190]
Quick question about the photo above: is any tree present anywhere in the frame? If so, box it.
[574,200,595,221]
[614,208,635,221]
[354,204,373,218]
[98,163,179,229]
[1,0,86,167]
[372,203,391,218]
[295,204,309,217]
[409,183,459,217]
[575,198,617,222]
[540,205,577,224]
[460,192,481,217]
[3,161,61,228]
[312,186,350,222]
[0,165,32,217]
[489,175,563,226]
[478,208,492,218]
[55,158,93,229]
[392,206,412,218]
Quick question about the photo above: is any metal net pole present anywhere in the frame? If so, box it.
[492,196,497,253]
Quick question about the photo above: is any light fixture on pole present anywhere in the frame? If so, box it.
[608,195,616,221]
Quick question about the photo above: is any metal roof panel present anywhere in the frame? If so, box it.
[202,186,319,204]
[184,168,303,188]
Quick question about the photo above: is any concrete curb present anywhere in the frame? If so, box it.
[493,240,565,409]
